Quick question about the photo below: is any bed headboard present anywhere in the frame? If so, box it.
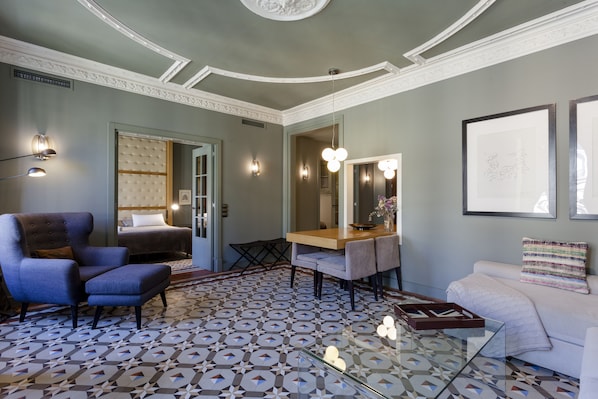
[117,134,169,224]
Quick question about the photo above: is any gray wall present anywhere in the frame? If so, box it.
[0,62,284,269]
[316,35,598,298]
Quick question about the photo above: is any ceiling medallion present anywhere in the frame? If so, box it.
[240,0,331,21]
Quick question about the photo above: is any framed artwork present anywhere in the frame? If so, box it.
[179,189,191,205]
[462,104,556,218]
[570,94,598,219]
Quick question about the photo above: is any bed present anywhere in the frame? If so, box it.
[117,213,192,257]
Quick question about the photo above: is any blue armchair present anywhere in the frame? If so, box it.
[0,212,129,328]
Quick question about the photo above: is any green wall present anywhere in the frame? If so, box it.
[304,35,598,298]
[2,33,598,296]
[0,63,284,269]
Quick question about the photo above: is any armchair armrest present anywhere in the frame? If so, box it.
[17,257,82,304]
[74,246,129,267]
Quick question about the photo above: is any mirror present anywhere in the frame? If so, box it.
[343,154,402,239]
[353,163,397,223]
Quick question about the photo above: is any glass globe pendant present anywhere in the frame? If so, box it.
[321,68,348,172]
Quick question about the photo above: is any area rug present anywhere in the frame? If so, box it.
[0,265,579,398]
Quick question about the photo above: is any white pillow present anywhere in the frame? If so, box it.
[132,213,166,227]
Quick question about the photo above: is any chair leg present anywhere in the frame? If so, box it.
[135,306,142,329]
[19,303,29,322]
[70,305,78,328]
[92,306,103,329]
[317,272,323,299]
[160,291,167,307]
[377,272,385,299]
[290,265,296,288]
[312,270,318,297]
[348,281,356,311]
[371,276,378,301]
[395,267,402,291]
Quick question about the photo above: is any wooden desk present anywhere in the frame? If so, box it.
[286,226,395,250]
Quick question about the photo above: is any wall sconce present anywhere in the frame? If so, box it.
[301,165,309,180]
[251,159,261,176]
[364,173,371,183]
[31,133,56,160]
[0,167,46,181]
[378,159,398,179]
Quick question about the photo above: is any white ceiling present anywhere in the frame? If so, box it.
[0,0,596,125]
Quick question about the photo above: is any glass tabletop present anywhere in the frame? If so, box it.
[299,313,505,398]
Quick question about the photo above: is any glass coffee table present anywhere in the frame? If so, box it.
[298,313,505,398]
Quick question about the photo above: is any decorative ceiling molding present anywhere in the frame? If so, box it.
[403,0,496,64]
[183,61,400,89]
[0,35,283,125]
[239,0,331,21]
[76,0,190,83]
[0,1,596,127]
[283,0,598,126]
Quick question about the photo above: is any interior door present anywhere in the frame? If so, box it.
[192,146,213,270]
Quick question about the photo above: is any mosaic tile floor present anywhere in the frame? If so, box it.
[0,265,580,398]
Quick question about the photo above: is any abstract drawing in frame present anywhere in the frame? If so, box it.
[462,104,556,218]
[570,94,598,219]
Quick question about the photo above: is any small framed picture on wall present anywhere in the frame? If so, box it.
[179,189,191,205]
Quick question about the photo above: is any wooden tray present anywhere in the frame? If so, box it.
[394,302,485,330]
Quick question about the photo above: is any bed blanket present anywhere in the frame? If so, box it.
[447,273,551,356]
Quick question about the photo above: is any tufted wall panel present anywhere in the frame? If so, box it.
[117,135,169,222]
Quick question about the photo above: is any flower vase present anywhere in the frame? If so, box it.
[384,214,394,232]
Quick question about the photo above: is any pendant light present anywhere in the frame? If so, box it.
[321,68,347,172]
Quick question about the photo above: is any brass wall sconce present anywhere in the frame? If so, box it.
[251,159,261,176]
[31,133,55,160]
[301,165,309,180]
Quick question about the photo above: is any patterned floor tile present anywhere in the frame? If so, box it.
[0,265,581,398]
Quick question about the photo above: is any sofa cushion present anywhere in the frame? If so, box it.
[32,245,75,260]
[520,237,589,294]
[499,277,598,346]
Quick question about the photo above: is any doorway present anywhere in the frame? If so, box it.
[110,124,223,271]
[291,125,338,231]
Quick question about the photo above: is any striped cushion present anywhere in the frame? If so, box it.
[520,237,589,294]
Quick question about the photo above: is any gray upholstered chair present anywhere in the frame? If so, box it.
[290,242,342,296]
[316,238,378,310]
[0,212,129,328]
[374,235,402,297]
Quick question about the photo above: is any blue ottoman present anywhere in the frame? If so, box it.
[86,263,171,329]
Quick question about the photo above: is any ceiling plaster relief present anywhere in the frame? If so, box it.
[239,0,331,21]
[0,1,597,125]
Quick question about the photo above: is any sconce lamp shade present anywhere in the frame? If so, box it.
[27,167,46,177]
[0,167,46,181]
[251,159,261,176]
[32,134,56,159]
[171,203,180,211]
[301,165,309,180]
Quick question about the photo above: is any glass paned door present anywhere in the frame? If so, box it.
[192,146,213,269]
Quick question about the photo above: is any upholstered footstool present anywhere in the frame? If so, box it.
[86,263,171,329]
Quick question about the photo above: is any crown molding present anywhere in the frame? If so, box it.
[283,0,598,126]
[0,36,283,125]
[0,1,597,127]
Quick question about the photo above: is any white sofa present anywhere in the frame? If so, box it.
[580,327,598,399]
[447,260,598,378]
